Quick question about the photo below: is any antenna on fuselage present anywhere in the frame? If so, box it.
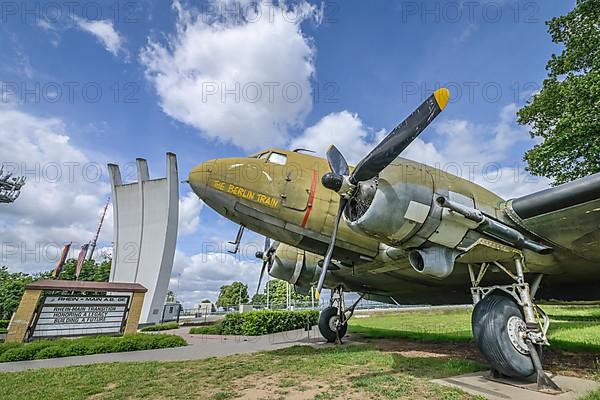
[292,148,316,154]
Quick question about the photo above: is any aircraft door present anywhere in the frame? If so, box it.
[281,156,311,211]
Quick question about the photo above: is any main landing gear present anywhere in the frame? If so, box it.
[468,253,561,393]
[318,286,363,344]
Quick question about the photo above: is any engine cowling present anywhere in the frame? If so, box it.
[343,165,438,247]
[268,243,320,289]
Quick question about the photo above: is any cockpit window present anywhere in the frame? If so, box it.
[248,151,269,160]
[267,152,287,165]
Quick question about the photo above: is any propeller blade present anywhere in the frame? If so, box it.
[315,197,348,299]
[256,260,268,296]
[264,236,271,252]
[326,145,349,176]
[351,88,449,183]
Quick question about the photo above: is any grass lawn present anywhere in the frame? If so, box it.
[1,305,599,399]
[349,305,600,353]
[0,345,486,400]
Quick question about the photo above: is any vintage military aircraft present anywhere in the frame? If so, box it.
[188,88,600,390]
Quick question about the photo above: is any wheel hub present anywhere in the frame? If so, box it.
[507,315,529,355]
[328,315,340,332]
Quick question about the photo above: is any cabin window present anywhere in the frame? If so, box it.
[258,152,270,160]
[267,152,287,165]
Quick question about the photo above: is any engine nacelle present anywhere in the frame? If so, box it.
[344,167,438,247]
[407,245,460,279]
[269,243,320,289]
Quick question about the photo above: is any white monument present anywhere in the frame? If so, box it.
[108,153,179,325]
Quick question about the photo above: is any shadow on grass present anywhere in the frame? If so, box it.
[547,315,600,323]
[269,344,373,357]
[349,325,473,343]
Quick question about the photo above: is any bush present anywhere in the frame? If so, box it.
[219,310,319,336]
[0,320,9,329]
[189,322,223,335]
[0,333,187,363]
[140,322,179,332]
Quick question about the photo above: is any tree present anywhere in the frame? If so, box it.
[517,0,600,184]
[0,259,112,320]
[251,279,311,306]
[58,259,111,282]
[0,266,34,320]
[166,290,176,302]
[215,281,249,308]
[251,292,267,305]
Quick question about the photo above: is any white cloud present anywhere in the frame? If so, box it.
[289,111,386,164]
[169,249,260,307]
[76,18,124,56]
[179,191,203,235]
[140,0,317,150]
[291,103,549,199]
[0,103,111,273]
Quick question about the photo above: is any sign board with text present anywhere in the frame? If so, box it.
[31,295,129,339]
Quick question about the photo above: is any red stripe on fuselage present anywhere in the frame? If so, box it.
[301,170,318,228]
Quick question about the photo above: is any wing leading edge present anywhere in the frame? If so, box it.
[505,172,600,262]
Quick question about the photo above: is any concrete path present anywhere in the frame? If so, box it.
[0,326,323,373]
[432,372,600,400]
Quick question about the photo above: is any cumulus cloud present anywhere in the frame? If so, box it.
[179,190,203,235]
[0,104,111,273]
[169,249,261,307]
[140,0,317,150]
[291,103,549,199]
[76,18,124,56]
[289,111,387,164]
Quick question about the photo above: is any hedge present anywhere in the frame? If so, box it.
[190,310,319,336]
[0,320,9,329]
[140,322,179,332]
[189,322,223,335]
[0,333,186,363]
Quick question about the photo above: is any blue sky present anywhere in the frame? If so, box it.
[0,0,573,306]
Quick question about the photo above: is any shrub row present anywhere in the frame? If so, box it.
[189,322,223,335]
[140,322,180,332]
[0,320,9,329]
[0,333,186,363]
[191,310,319,336]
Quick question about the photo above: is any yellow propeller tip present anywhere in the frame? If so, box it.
[315,290,320,300]
[433,88,450,110]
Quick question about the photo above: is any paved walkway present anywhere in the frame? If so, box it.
[433,371,599,400]
[0,326,323,373]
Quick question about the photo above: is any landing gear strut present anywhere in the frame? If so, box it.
[468,249,561,393]
[318,286,363,343]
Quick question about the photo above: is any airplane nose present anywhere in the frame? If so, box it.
[188,161,216,198]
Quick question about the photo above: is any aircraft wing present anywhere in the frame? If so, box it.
[504,172,600,262]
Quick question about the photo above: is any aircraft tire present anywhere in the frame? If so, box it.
[472,294,535,378]
[318,306,347,343]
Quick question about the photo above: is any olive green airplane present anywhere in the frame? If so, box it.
[188,88,600,390]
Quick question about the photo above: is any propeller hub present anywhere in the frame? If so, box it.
[321,172,343,192]
[322,173,356,198]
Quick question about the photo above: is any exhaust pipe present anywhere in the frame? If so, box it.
[408,246,459,279]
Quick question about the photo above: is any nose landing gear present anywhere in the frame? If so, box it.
[318,286,363,344]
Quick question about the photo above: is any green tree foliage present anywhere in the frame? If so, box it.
[215,281,249,308]
[251,279,311,305]
[517,0,600,184]
[57,259,111,282]
[251,293,267,304]
[0,267,34,320]
[0,259,111,320]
